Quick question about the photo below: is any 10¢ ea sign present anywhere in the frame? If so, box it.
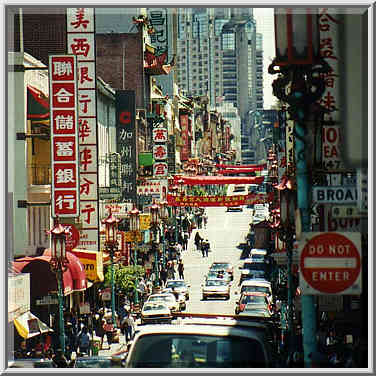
[298,232,361,295]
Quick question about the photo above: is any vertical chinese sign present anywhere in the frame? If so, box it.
[180,113,190,161]
[153,126,168,178]
[67,8,100,251]
[49,55,80,218]
[148,8,168,53]
[116,90,137,204]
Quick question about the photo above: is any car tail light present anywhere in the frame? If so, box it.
[239,304,246,312]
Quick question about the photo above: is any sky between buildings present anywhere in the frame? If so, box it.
[253,7,276,109]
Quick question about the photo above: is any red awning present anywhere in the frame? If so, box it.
[173,175,265,186]
[12,256,74,296]
[27,85,49,120]
[43,249,87,291]
[215,163,267,169]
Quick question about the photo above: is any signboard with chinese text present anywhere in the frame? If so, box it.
[116,90,137,203]
[167,193,273,207]
[318,9,341,122]
[179,114,190,161]
[8,274,30,322]
[147,8,168,53]
[49,54,80,218]
[153,162,168,177]
[298,232,361,295]
[67,8,99,251]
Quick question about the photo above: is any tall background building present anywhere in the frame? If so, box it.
[176,7,266,163]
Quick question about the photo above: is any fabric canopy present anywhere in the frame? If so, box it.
[27,85,49,120]
[12,256,74,296]
[43,249,87,291]
[215,163,267,169]
[173,175,265,185]
[14,311,53,339]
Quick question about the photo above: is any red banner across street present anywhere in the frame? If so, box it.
[167,193,273,207]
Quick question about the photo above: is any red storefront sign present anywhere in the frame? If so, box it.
[49,54,80,217]
[62,224,80,251]
[299,232,361,295]
[180,114,190,161]
[167,193,273,207]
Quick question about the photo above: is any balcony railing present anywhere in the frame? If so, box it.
[28,164,51,185]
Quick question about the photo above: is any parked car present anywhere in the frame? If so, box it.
[140,302,173,325]
[249,249,268,264]
[235,292,271,315]
[9,358,54,368]
[147,293,180,313]
[239,259,270,284]
[209,262,234,280]
[125,316,276,367]
[202,278,230,300]
[165,279,190,300]
[238,304,272,319]
[238,280,273,304]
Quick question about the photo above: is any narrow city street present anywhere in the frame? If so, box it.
[182,207,252,314]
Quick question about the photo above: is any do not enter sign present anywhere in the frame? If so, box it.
[299,232,361,295]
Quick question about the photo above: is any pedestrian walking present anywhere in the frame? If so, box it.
[77,326,90,355]
[102,319,114,349]
[160,267,168,287]
[194,232,202,251]
[167,260,175,279]
[178,260,184,280]
[204,239,210,257]
[203,213,208,228]
[183,231,189,250]
[52,348,69,368]
[201,240,206,258]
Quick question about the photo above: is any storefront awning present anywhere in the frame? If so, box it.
[42,249,87,291]
[12,256,74,296]
[173,175,265,186]
[14,311,53,339]
[69,249,104,283]
[27,85,49,121]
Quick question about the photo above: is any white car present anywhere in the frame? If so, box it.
[165,279,190,300]
[140,302,172,325]
[249,249,268,264]
[202,278,230,300]
[147,293,180,312]
[161,288,186,311]
[239,280,273,305]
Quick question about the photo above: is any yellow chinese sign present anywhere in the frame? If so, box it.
[139,214,151,230]
[71,249,104,283]
[124,231,142,242]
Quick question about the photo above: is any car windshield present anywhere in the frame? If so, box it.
[127,334,266,368]
[211,263,229,270]
[167,281,185,288]
[206,280,226,287]
[241,295,265,304]
[144,304,166,311]
[241,286,270,295]
[150,295,174,303]
[243,263,267,271]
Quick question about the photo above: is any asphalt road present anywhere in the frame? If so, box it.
[181,206,253,315]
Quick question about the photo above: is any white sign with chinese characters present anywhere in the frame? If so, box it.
[67,8,99,251]
[49,54,80,218]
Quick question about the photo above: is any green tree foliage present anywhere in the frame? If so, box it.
[104,264,145,296]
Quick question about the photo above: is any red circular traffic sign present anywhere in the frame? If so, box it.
[63,224,80,252]
[300,233,361,294]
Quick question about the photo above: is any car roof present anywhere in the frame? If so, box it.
[240,280,271,287]
[240,291,268,297]
[250,249,267,254]
[132,321,266,342]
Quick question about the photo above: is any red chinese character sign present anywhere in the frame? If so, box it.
[62,224,80,251]
[153,125,168,178]
[154,162,168,177]
[298,232,361,295]
[153,144,168,160]
[67,8,99,251]
[152,127,168,143]
[49,55,80,218]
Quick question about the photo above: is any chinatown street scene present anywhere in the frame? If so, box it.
[6,5,370,371]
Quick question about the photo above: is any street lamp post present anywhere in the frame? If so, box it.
[159,200,169,269]
[269,8,330,367]
[129,206,140,305]
[170,184,179,243]
[150,201,160,288]
[102,209,121,327]
[48,218,70,352]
